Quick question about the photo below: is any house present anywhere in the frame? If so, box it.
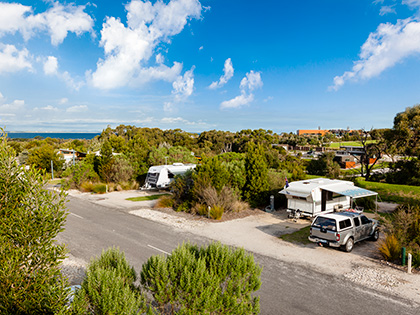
[58,149,87,165]
[279,178,377,217]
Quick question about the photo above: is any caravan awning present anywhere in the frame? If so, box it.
[278,189,310,198]
[320,184,377,199]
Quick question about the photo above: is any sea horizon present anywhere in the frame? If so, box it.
[6,131,101,140]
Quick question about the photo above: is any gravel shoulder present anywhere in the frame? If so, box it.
[63,189,420,304]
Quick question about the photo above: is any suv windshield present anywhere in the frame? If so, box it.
[313,217,336,231]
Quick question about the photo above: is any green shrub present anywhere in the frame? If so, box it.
[88,247,136,285]
[140,242,261,314]
[379,234,401,262]
[155,195,174,208]
[210,205,224,220]
[80,181,94,192]
[92,183,107,194]
[70,247,145,315]
[0,130,69,314]
[62,161,99,190]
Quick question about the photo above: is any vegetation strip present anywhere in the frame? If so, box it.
[126,194,170,202]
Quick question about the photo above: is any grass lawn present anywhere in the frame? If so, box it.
[280,226,312,245]
[355,178,420,204]
[327,140,376,148]
[126,194,170,202]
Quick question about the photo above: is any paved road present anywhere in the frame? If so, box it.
[59,196,419,315]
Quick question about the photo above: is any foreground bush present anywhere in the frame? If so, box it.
[141,242,262,314]
[74,243,262,314]
[0,130,69,314]
[70,247,146,315]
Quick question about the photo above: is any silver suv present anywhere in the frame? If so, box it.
[308,211,379,252]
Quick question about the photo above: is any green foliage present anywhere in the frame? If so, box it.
[107,155,135,183]
[379,234,401,262]
[62,160,99,189]
[170,170,195,211]
[306,152,340,179]
[70,247,145,315]
[155,195,175,208]
[92,183,107,194]
[210,205,224,220]
[0,130,69,314]
[27,143,64,172]
[140,242,262,314]
[147,145,196,166]
[195,155,230,193]
[380,204,420,265]
[243,142,269,207]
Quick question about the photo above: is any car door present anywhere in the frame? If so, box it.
[353,217,363,242]
[359,215,372,239]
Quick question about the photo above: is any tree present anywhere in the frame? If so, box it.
[0,130,69,314]
[354,129,383,180]
[194,156,230,193]
[393,104,420,157]
[27,143,64,172]
[243,142,269,206]
[141,242,262,314]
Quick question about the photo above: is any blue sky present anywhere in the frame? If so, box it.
[1,0,420,133]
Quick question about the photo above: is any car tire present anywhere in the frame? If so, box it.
[370,229,379,241]
[344,237,354,252]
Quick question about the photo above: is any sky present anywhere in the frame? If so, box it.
[1,0,420,134]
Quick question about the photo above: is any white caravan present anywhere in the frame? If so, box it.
[279,178,377,217]
[143,163,196,189]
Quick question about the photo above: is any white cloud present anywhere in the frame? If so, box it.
[220,70,262,110]
[156,53,164,64]
[199,46,203,50]
[330,18,420,90]
[42,56,84,90]
[43,56,58,75]
[220,94,254,109]
[0,98,25,112]
[0,2,93,46]
[403,0,420,9]
[379,5,396,16]
[59,98,69,105]
[36,105,58,111]
[160,116,207,125]
[0,44,32,73]
[164,102,174,112]
[209,58,234,89]
[172,66,195,101]
[90,0,202,89]
[66,105,88,112]
[240,70,263,92]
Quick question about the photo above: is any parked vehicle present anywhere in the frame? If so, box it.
[308,211,379,252]
[143,163,196,189]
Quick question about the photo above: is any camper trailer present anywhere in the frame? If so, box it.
[143,163,196,189]
[279,178,377,217]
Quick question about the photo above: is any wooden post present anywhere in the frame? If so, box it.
[408,253,412,274]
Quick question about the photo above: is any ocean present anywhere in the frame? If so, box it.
[6,132,101,140]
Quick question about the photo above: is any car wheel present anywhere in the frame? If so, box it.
[344,238,354,252]
[370,229,379,241]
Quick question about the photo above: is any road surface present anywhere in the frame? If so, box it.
[58,196,419,315]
